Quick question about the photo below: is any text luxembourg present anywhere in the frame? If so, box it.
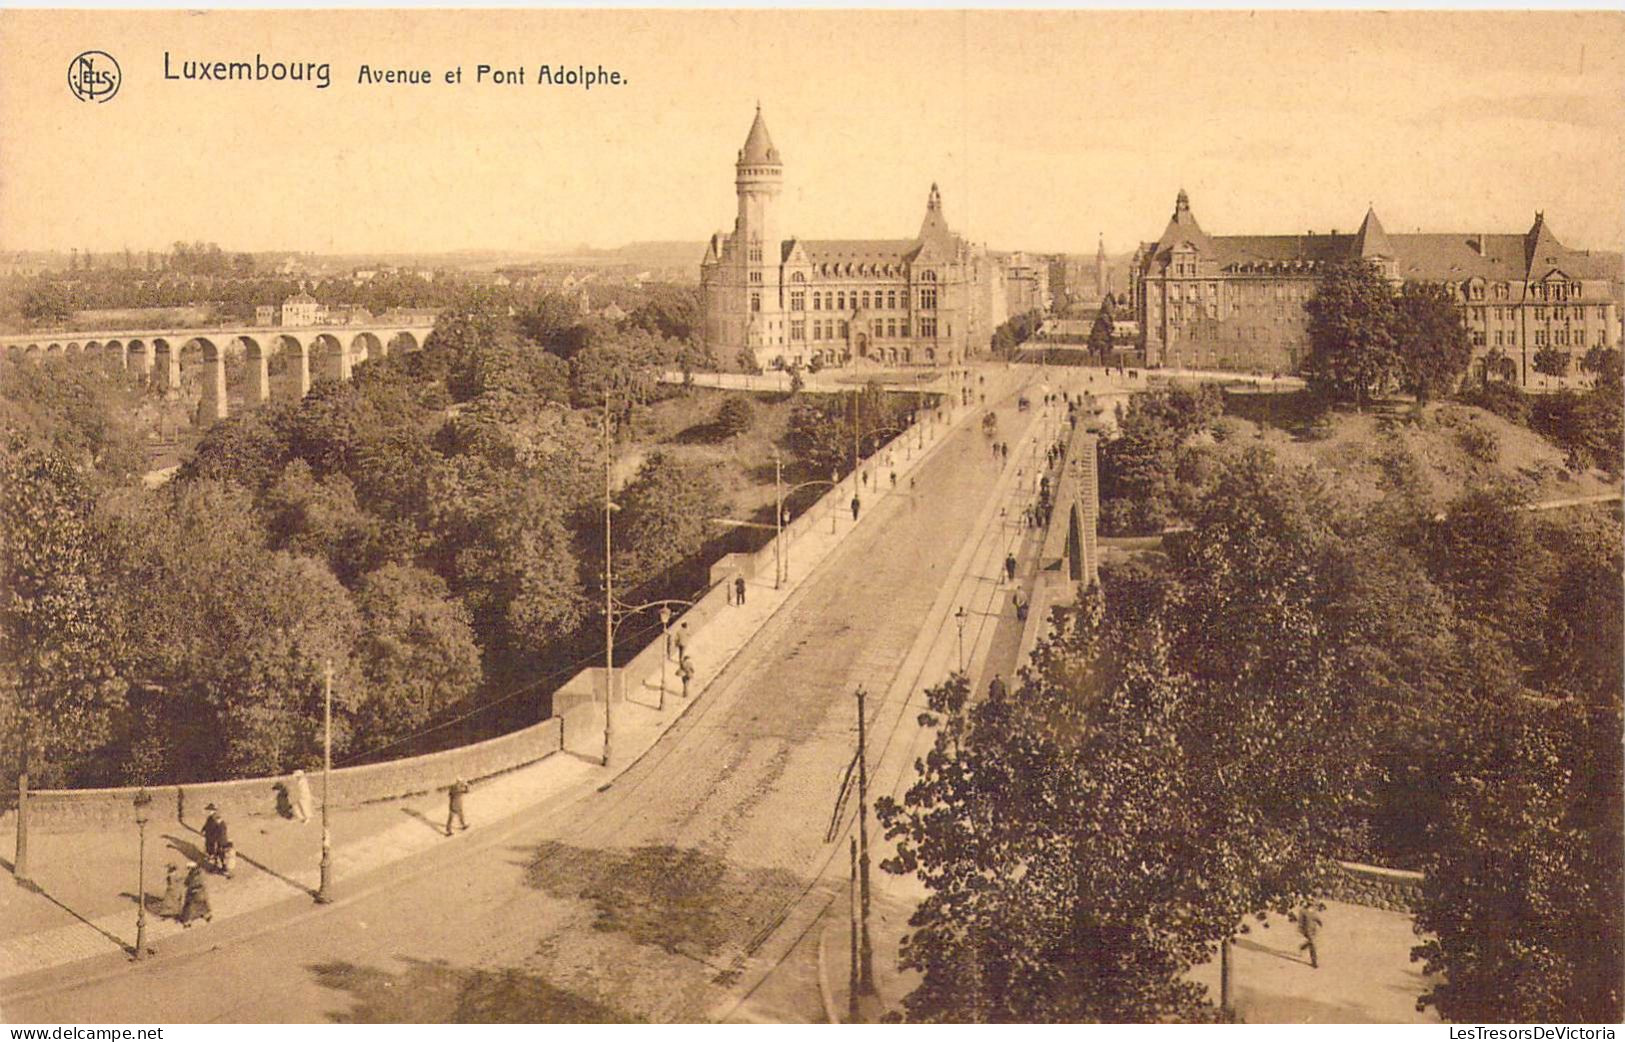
[164,52,331,89]
[357,64,626,88]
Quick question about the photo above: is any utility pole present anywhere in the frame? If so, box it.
[658,605,672,712]
[955,606,968,672]
[602,396,614,768]
[14,724,29,885]
[317,660,333,903]
[133,788,151,960]
[849,836,860,1023]
[1220,935,1234,1017]
[773,453,783,589]
[830,468,838,534]
[855,685,875,996]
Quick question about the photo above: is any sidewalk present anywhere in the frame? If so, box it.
[0,366,982,991]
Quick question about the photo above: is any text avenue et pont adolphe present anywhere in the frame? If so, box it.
[162,53,628,90]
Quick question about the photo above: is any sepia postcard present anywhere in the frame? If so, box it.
[0,7,1621,1030]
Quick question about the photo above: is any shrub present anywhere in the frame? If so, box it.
[716,395,755,437]
[1457,381,1531,426]
[1456,420,1500,465]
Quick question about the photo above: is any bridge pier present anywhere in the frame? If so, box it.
[291,340,311,398]
[202,352,229,420]
[105,341,127,370]
[246,346,271,404]
[156,345,181,391]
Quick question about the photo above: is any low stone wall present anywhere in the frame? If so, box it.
[1326,860,1424,913]
[22,716,562,833]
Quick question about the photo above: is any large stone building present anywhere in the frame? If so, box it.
[700,107,988,370]
[1130,190,1622,384]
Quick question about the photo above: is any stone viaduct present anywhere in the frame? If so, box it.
[0,321,438,420]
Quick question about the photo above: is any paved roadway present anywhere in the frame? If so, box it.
[7,376,1047,1024]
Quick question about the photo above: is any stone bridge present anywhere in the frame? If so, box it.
[1,321,438,419]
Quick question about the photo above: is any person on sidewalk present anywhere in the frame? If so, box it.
[1005,552,1018,582]
[1295,904,1323,968]
[202,803,224,865]
[735,575,747,606]
[889,471,896,489]
[678,654,695,699]
[155,863,185,919]
[445,777,470,836]
[1013,589,1028,622]
[850,495,861,521]
[289,769,312,824]
[988,674,1008,700]
[179,864,212,926]
[675,621,690,661]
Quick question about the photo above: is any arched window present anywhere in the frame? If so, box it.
[837,292,846,311]
[861,291,871,309]
[886,290,896,309]
[922,270,937,283]
[791,272,806,284]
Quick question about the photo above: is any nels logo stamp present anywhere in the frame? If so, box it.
[68,50,121,103]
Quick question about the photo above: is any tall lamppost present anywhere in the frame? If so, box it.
[317,660,333,903]
[853,685,875,996]
[601,396,619,768]
[132,788,152,960]
[955,606,968,672]
[773,452,784,589]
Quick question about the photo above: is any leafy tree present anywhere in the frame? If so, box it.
[1531,390,1623,476]
[1413,699,1623,1023]
[1393,281,1472,403]
[0,441,127,787]
[1303,261,1400,408]
[787,364,805,395]
[351,564,483,748]
[627,286,700,343]
[1580,346,1622,389]
[20,282,72,325]
[1532,346,1571,381]
[736,346,763,375]
[1088,300,1114,362]
[611,452,722,592]
[0,357,151,483]
[716,395,755,437]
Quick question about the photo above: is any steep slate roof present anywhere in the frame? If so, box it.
[738,106,781,166]
[1153,189,1213,254]
[1145,191,1623,285]
[1353,207,1394,259]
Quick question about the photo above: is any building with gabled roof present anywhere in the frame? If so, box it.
[1130,191,1621,383]
[700,107,989,370]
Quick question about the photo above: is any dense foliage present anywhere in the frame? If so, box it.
[1304,263,1472,407]
[0,295,722,786]
[882,443,1621,1022]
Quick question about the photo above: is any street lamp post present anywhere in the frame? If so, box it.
[317,660,333,903]
[602,399,616,768]
[955,606,968,672]
[133,788,152,959]
[658,604,672,711]
[830,469,839,534]
[854,685,875,996]
[773,453,784,590]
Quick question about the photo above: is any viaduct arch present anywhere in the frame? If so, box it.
[1,322,435,421]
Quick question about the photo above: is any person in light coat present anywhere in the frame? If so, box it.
[289,769,312,824]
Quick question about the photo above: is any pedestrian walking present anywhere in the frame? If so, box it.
[988,674,1008,700]
[155,863,185,919]
[289,769,311,824]
[851,494,861,521]
[1013,590,1028,622]
[675,621,690,661]
[219,840,237,879]
[445,777,470,836]
[678,654,695,699]
[1005,552,1017,582]
[734,575,747,606]
[1295,904,1324,967]
[179,864,212,926]
[889,471,896,489]
[909,476,916,492]
[862,470,869,488]
[202,803,224,865]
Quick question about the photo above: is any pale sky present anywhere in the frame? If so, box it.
[1,9,1621,257]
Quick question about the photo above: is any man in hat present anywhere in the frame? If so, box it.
[202,804,225,867]
[445,777,470,836]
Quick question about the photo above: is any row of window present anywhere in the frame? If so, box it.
[788,317,947,341]
[762,288,941,312]
[1469,305,1610,322]
[1470,281,1585,302]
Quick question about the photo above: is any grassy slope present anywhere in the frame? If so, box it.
[1209,394,1620,509]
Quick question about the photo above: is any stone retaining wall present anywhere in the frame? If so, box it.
[1326,860,1424,913]
[22,716,562,833]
